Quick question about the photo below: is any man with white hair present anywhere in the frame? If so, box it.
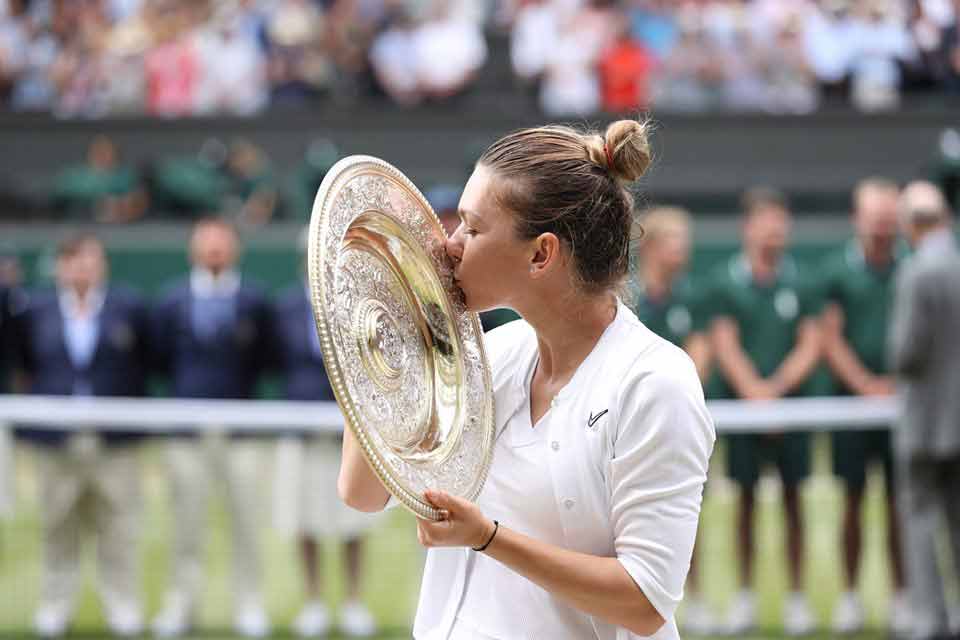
[889,180,960,640]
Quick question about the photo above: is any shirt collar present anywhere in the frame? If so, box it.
[509,298,628,403]
[58,286,106,320]
[845,238,902,272]
[729,252,797,286]
[190,268,240,298]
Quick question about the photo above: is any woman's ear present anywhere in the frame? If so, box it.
[529,233,561,277]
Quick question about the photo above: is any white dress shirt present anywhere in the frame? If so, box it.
[413,301,716,640]
[59,287,106,395]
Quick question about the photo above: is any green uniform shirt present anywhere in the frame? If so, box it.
[629,276,705,348]
[51,165,137,217]
[706,253,821,399]
[820,240,901,379]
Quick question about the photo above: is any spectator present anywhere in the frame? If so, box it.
[10,234,151,638]
[413,2,487,101]
[764,16,820,114]
[653,16,725,112]
[708,188,821,636]
[803,0,855,101]
[628,0,679,61]
[99,12,150,115]
[3,0,59,111]
[144,2,201,117]
[194,10,268,116]
[151,218,273,638]
[509,0,560,85]
[721,18,770,111]
[940,0,960,92]
[820,178,910,635]
[905,0,946,89]
[284,138,340,222]
[0,0,27,102]
[539,3,616,116]
[148,138,230,218]
[264,0,332,105]
[223,139,279,227]
[368,9,422,107]
[848,0,916,111]
[597,21,655,113]
[889,181,960,640]
[48,4,111,118]
[50,135,147,223]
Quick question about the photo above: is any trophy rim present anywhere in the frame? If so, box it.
[306,154,495,521]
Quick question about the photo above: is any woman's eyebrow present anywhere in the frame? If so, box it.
[458,208,480,223]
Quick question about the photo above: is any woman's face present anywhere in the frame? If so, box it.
[445,165,533,312]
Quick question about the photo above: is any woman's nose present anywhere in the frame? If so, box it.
[445,229,463,263]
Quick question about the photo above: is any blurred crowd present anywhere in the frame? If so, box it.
[1,0,960,118]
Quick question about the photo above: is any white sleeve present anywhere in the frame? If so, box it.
[609,352,715,622]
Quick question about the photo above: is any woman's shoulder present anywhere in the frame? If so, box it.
[480,316,536,368]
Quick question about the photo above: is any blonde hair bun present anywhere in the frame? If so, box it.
[595,119,652,183]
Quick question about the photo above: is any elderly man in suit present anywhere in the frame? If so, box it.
[151,218,273,638]
[889,181,960,640]
[12,234,150,637]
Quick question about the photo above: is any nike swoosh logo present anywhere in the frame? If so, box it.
[587,409,608,428]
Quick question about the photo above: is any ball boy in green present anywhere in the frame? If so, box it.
[819,179,908,634]
[708,188,821,635]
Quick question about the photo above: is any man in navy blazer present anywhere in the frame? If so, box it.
[151,218,273,638]
[11,234,149,637]
[271,273,380,638]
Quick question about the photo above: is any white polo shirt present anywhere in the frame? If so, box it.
[413,301,716,640]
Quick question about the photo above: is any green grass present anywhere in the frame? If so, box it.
[0,435,894,639]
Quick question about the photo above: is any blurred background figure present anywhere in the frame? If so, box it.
[630,206,714,635]
[271,235,379,638]
[0,250,22,524]
[223,139,280,227]
[820,177,910,635]
[889,181,960,640]
[10,234,150,637]
[708,188,821,636]
[284,138,340,222]
[426,184,463,237]
[151,218,273,638]
[50,136,147,223]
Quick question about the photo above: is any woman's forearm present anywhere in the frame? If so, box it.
[484,525,665,636]
[337,427,390,511]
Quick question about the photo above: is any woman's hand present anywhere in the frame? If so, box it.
[417,489,496,550]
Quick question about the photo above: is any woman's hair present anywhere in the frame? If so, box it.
[478,119,652,295]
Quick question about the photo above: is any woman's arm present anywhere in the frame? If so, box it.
[337,427,390,512]
[418,490,665,637]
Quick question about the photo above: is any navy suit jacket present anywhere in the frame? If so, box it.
[273,286,335,402]
[13,286,151,445]
[152,278,272,403]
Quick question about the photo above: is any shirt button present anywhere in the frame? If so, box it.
[564,499,575,510]
[551,440,560,451]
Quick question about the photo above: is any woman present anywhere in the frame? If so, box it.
[338,119,715,639]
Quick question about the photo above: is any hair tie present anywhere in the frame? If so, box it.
[604,143,615,170]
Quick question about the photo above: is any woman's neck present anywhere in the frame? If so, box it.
[517,289,618,385]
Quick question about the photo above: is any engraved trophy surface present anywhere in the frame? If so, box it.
[307,155,495,520]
